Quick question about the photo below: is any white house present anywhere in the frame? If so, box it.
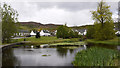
[78,29,87,35]
[40,30,51,36]
[54,30,57,35]
[30,31,36,36]
[14,30,30,37]
[83,30,87,35]
[115,31,120,35]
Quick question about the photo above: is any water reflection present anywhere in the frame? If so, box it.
[56,47,68,57]
[2,48,20,66]
[2,45,86,66]
[87,43,117,50]
[69,49,74,54]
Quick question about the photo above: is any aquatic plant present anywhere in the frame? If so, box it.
[72,47,119,66]
[42,54,51,56]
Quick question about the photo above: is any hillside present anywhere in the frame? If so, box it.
[18,21,119,31]
[19,22,62,31]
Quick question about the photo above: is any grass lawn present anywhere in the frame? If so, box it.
[86,37,120,45]
[11,36,82,45]
[50,42,85,46]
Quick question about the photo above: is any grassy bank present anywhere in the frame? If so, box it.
[50,42,85,46]
[86,37,120,45]
[72,47,119,66]
[11,36,82,45]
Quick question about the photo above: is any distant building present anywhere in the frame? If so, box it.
[30,31,36,36]
[40,30,51,36]
[14,30,30,37]
[72,29,87,35]
[113,23,120,36]
[115,31,120,35]
[54,30,57,35]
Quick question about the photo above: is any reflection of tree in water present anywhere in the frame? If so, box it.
[69,49,74,54]
[87,43,117,50]
[2,47,20,66]
[56,47,68,57]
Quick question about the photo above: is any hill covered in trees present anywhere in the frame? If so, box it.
[18,21,119,32]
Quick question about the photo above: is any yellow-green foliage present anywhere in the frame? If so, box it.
[91,1,115,41]
[94,22,115,40]
[1,3,19,43]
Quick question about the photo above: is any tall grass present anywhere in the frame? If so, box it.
[72,47,119,66]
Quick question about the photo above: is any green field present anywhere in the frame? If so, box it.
[86,37,120,45]
[11,36,82,45]
[10,36,120,46]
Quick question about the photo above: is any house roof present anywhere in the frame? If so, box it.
[19,30,29,33]
[72,29,86,33]
[42,30,50,33]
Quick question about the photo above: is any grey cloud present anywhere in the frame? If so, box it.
[32,2,98,11]
[5,2,118,26]
[29,2,117,12]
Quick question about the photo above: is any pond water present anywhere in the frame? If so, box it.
[2,45,86,66]
[2,43,119,66]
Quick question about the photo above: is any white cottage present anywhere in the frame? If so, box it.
[30,31,36,36]
[115,31,120,35]
[78,29,87,35]
[55,30,57,35]
[40,30,51,36]
[14,30,30,37]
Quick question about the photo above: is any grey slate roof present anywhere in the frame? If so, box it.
[72,29,86,33]
[19,30,29,33]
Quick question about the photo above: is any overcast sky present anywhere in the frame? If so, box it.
[1,1,118,26]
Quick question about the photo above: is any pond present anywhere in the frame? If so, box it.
[2,43,119,66]
[2,45,86,66]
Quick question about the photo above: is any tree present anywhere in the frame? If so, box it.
[91,1,115,40]
[36,31,40,38]
[86,26,95,39]
[56,25,69,39]
[118,2,120,31]
[57,24,80,39]
[0,4,1,45]
[0,3,19,43]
